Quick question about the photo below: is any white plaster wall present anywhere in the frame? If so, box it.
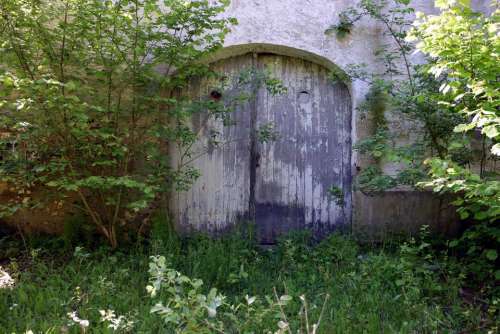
[215,0,491,167]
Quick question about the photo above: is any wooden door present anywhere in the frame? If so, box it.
[254,54,351,243]
[171,53,352,242]
[169,55,253,231]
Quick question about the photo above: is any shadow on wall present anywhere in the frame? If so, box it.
[0,181,74,235]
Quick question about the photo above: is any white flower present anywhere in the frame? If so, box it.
[245,295,256,305]
[278,320,289,329]
[99,309,134,331]
[0,266,15,289]
[18,121,31,127]
[67,311,90,328]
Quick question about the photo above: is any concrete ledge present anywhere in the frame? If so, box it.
[353,190,462,240]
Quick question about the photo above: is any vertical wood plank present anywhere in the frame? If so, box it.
[170,54,254,232]
[255,54,351,243]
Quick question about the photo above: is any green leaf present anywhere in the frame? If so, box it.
[448,141,465,150]
[485,249,498,261]
[459,210,470,220]
[473,211,488,220]
[454,123,475,133]
[482,125,499,139]
[435,0,450,8]
[492,143,500,156]
[65,81,78,91]
[279,295,292,302]
[1,75,14,87]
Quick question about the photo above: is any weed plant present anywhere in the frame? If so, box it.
[0,220,498,333]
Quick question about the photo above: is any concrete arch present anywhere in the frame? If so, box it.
[203,43,352,94]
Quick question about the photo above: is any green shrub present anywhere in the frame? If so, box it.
[1,229,497,333]
[0,0,236,248]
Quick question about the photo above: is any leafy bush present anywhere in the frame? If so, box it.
[328,0,499,295]
[408,0,500,153]
[420,159,500,284]
[0,0,238,248]
[147,255,226,333]
[409,0,499,291]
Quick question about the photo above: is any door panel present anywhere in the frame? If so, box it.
[255,54,351,243]
[170,54,254,232]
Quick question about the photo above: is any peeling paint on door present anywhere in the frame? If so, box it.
[170,53,352,243]
[254,54,352,243]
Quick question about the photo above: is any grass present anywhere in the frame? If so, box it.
[0,221,497,333]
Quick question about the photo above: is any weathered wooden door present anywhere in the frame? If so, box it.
[170,53,352,243]
[253,54,351,243]
[170,55,253,232]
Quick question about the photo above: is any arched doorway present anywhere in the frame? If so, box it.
[170,52,352,243]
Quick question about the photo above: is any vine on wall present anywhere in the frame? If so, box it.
[327,0,499,287]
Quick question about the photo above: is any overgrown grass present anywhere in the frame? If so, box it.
[0,221,498,333]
